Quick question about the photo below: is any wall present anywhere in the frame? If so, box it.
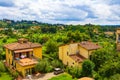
[33,47,42,59]
[68,43,79,55]
[59,43,82,67]
[16,62,35,77]
[79,46,89,58]
[116,29,120,50]
[59,46,63,60]
[5,48,13,67]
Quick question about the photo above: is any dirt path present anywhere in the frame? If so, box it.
[37,72,56,80]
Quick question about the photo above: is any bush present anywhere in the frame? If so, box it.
[66,66,82,78]
[51,59,63,68]
[35,58,53,73]
[0,61,6,72]
[81,60,95,77]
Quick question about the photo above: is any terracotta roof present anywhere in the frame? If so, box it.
[4,38,42,50]
[14,49,33,53]
[69,54,86,63]
[79,77,94,80]
[79,41,101,50]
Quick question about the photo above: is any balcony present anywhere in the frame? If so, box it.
[16,58,38,66]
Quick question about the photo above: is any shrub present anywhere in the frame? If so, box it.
[66,66,82,78]
[51,59,63,68]
[81,60,95,77]
[0,61,6,72]
[35,58,53,73]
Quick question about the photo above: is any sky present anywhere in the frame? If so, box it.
[0,0,120,25]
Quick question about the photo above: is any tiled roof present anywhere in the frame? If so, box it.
[79,77,94,80]
[69,54,86,63]
[4,39,41,50]
[79,41,101,50]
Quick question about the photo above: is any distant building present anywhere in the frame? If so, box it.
[4,38,42,77]
[116,28,120,51]
[59,41,101,67]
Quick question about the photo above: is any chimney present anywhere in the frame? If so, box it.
[18,38,28,43]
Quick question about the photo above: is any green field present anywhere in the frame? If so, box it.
[0,72,13,80]
[49,73,77,80]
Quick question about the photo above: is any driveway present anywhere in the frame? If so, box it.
[22,72,58,80]
[37,72,56,80]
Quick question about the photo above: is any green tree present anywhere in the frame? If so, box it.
[82,60,95,77]
[0,61,6,76]
[90,49,113,71]
[35,59,53,73]
[51,59,63,68]
[45,40,58,54]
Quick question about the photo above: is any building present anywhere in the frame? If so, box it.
[116,28,120,51]
[59,41,101,67]
[4,38,42,77]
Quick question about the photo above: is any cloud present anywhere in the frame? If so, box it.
[0,0,119,25]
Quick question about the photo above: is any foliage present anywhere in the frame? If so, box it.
[0,61,6,72]
[51,59,63,68]
[0,72,13,80]
[45,40,58,54]
[65,66,82,78]
[49,73,77,80]
[90,48,113,71]
[35,58,53,73]
[81,60,95,77]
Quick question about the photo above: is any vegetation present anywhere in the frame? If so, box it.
[81,60,95,77]
[49,73,77,80]
[0,19,120,79]
[0,72,13,80]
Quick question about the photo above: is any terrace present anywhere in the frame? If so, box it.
[16,58,38,66]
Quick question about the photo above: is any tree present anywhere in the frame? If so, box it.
[90,49,113,71]
[51,59,63,68]
[66,66,82,78]
[45,40,58,54]
[81,60,95,77]
[0,61,6,76]
[35,59,53,73]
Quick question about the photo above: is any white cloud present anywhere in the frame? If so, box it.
[0,0,119,25]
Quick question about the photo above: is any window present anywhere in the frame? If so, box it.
[67,52,69,55]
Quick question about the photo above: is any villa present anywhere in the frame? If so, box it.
[59,41,101,67]
[4,38,42,77]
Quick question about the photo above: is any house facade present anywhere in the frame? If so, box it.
[59,41,101,67]
[4,38,42,77]
[116,29,120,51]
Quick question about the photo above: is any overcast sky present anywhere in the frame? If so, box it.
[0,0,120,25]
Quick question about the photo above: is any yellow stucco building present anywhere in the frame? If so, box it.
[59,41,101,67]
[116,28,120,51]
[4,38,42,77]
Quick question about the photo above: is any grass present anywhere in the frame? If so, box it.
[49,73,77,80]
[0,72,13,80]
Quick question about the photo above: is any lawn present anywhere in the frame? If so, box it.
[0,72,13,80]
[49,73,77,80]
